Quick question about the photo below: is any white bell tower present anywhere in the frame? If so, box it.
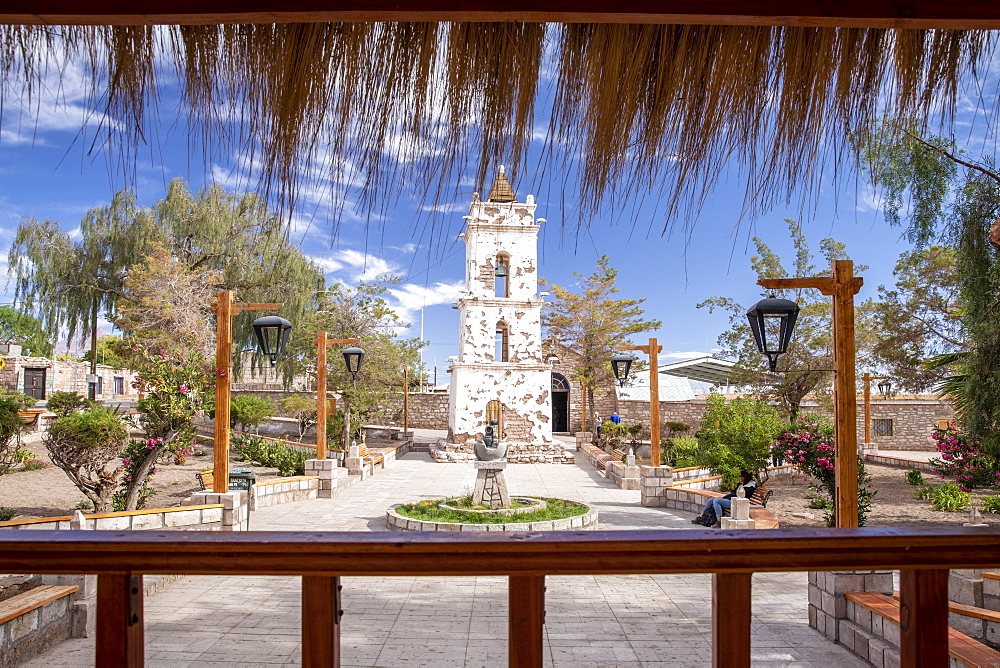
[441,167,567,463]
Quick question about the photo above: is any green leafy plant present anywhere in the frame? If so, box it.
[232,433,308,476]
[915,486,936,501]
[20,458,47,471]
[281,394,317,440]
[982,495,1000,514]
[75,499,94,511]
[46,391,90,417]
[12,449,32,464]
[661,436,701,468]
[230,395,274,432]
[928,483,971,512]
[0,507,16,521]
[395,497,588,524]
[905,470,925,486]
[929,423,999,491]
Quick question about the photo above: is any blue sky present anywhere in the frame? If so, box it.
[0,54,993,380]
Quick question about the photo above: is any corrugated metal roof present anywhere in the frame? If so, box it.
[616,370,696,402]
[658,356,736,385]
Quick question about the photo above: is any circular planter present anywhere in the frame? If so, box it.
[438,496,546,516]
[386,500,598,532]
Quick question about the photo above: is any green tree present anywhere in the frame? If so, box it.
[46,391,90,417]
[540,255,661,423]
[230,395,274,432]
[281,276,422,447]
[0,396,25,476]
[281,394,317,440]
[699,221,870,421]
[696,393,784,487]
[852,121,1000,462]
[861,246,964,391]
[79,335,132,370]
[9,192,160,384]
[0,306,53,358]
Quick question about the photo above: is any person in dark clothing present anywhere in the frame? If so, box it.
[691,470,757,527]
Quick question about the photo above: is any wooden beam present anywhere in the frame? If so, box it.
[648,337,660,468]
[96,574,143,667]
[212,290,234,493]
[7,0,1000,27]
[315,332,329,460]
[831,260,861,528]
[3,528,1000,577]
[509,576,544,667]
[899,569,950,666]
[301,576,341,667]
[712,572,751,668]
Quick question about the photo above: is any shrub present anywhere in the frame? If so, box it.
[231,433,308,476]
[46,391,90,417]
[663,421,690,434]
[982,495,1000,514]
[0,507,15,521]
[929,422,999,491]
[44,407,129,512]
[0,395,25,474]
[905,470,925,486]
[75,499,95,511]
[777,416,877,526]
[661,436,701,468]
[928,483,970,512]
[696,393,783,487]
[230,395,274,432]
[20,458,47,471]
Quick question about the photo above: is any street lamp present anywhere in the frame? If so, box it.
[877,378,892,398]
[746,296,800,372]
[252,315,293,367]
[610,353,635,387]
[757,260,864,527]
[212,291,285,494]
[342,347,365,380]
[313,333,360,460]
[611,338,663,467]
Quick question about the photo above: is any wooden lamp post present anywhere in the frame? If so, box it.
[861,373,891,446]
[211,290,286,494]
[611,337,664,466]
[403,366,409,433]
[756,259,864,528]
[314,333,360,460]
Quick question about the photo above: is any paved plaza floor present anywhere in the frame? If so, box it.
[25,444,864,667]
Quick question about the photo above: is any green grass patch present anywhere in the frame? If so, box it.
[395,496,588,524]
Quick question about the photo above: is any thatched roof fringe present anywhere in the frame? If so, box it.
[0,24,991,230]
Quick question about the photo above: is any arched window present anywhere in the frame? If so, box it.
[551,373,569,391]
[495,321,509,362]
[494,252,510,298]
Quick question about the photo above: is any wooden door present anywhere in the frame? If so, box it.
[23,368,46,400]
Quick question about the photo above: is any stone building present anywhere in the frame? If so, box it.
[0,343,139,403]
[441,167,568,463]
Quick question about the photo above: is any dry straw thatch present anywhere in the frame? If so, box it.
[0,24,992,229]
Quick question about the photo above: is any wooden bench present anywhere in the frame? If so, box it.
[17,409,45,430]
[847,591,1000,667]
[0,584,79,625]
[722,487,772,517]
[892,590,1000,626]
[611,448,627,462]
[358,443,384,467]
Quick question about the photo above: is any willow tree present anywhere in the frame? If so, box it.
[853,121,1000,460]
[8,192,160,388]
[540,256,661,430]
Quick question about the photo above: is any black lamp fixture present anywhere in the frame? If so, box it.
[610,353,636,387]
[252,315,293,367]
[342,347,365,381]
[746,295,800,372]
[877,378,892,398]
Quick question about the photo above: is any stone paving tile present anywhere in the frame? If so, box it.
[23,446,864,667]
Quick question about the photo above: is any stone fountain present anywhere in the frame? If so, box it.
[472,419,509,508]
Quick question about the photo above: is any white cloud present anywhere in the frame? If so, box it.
[387,280,465,328]
[420,202,467,214]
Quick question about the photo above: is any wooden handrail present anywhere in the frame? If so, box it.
[1,527,996,667]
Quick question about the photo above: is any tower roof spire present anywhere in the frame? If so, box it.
[486,165,516,203]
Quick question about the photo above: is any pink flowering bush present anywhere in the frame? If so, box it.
[930,422,999,491]
[776,416,877,526]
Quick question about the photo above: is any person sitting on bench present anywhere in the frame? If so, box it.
[691,470,757,527]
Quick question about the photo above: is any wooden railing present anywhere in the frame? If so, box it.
[1,527,998,667]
